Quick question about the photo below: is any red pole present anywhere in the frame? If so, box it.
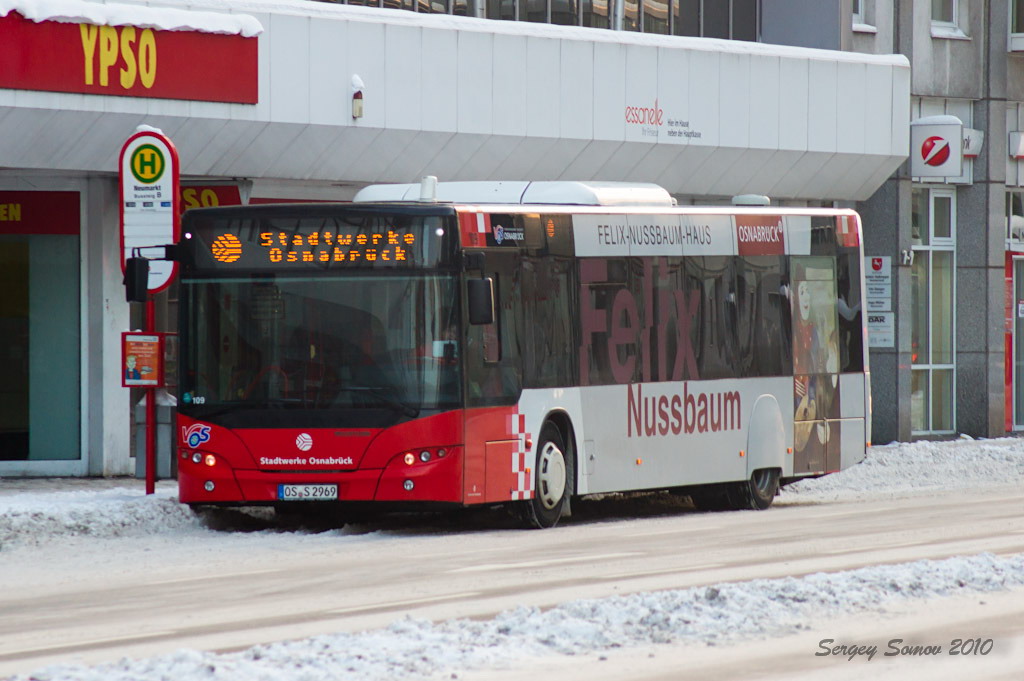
[145,298,156,495]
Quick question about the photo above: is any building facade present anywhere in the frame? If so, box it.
[840,0,1024,443]
[0,0,910,476]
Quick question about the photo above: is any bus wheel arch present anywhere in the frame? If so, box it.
[735,395,785,510]
[746,394,786,477]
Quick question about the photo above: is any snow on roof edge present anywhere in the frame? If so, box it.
[0,0,263,37]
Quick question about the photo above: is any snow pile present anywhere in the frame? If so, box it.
[13,553,1024,681]
[0,487,199,549]
[0,0,263,36]
[784,436,1024,501]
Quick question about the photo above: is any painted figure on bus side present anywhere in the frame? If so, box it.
[792,268,841,472]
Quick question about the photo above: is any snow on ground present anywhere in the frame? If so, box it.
[784,436,1024,501]
[0,485,199,550]
[9,553,1024,681]
[4,436,1023,549]
[2,437,1024,680]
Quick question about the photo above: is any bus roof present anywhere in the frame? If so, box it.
[352,180,676,207]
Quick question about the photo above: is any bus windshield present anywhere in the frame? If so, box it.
[179,272,461,428]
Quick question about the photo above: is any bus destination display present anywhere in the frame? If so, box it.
[252,229,416,264]
[186,214,436,270]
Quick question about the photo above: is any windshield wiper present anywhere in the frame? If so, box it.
[338,386,420,418]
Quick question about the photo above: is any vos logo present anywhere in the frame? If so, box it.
[182,424,212,448]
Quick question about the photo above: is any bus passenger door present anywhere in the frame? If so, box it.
[462,251,524,503]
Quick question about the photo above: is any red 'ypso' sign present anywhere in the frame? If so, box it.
[0,11,257,103]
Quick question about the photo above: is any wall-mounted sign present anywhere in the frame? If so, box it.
[910,115,963,178]
[122,332,164,387]
[179,185,243,216]
[119,127,180,293]
[867,312,895,348]
[864,255,892,313]
[0,11,257,103]
[0,191,80,235]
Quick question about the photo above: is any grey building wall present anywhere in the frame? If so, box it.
[908,0,986,98]
[858,174,913,444]
[761,0,850,51]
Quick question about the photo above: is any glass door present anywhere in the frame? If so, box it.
[0,242,29,458]
[1014,258,1024,429]
[0,235,81,463]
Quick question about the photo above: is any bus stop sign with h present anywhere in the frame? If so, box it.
[120,126,180,494]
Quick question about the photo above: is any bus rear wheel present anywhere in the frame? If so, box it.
[726,468,780,511]
[690,468,779,512]
[517,423,570,529]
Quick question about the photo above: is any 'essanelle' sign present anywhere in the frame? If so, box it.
[0,11,257,104]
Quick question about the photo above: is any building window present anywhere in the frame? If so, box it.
[642,0,669,33]
[702,0,729,37]
[930,0,968,39]
[487,0,516,20]
[623,0,639,30]
[673,0,699,35]
[1012,0,1024,50]
[316,0,756,35]
[911,187,956,435]
[1008,190,1024,243]
[552,0,578,24]
[931,0,955,24]
[582,0,610,27]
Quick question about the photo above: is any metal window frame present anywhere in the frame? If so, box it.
[911,187,957,436]
[931,0,958,28]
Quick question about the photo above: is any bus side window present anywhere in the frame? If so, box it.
[836,251,864,372]
[482,286,500,365]
[522,256,574,388]
[686,256,737,380]
[466,255,523,407]
[735,255,791,378]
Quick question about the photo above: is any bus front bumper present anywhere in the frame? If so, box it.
[178,447,464,505]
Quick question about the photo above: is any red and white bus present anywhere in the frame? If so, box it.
[175,180,869,528]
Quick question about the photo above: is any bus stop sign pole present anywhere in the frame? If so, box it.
[119,126,180,495]
[146,300,156,495]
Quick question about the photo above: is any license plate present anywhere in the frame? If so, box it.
[277,484,338,501]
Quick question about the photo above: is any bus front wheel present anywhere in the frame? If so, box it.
[517,423,571,529]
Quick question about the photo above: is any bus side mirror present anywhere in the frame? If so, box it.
[124,257,150,303]
[468,277,495,325]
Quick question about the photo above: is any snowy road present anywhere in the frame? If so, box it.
[1,487,1023,676]
[1,437,1023,679]
[461,589,1024,681]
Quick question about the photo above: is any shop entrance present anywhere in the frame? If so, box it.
[1013,257,1024,430]
[0,191,81,467]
